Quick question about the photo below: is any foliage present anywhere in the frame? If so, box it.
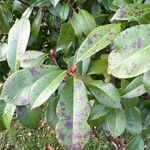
[0,119,116,150]
[0,0,150,149]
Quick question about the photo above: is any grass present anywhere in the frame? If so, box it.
[0,119,116,150]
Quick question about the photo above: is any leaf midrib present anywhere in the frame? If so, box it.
[33,70,66,107]
[88,82,121,106]
[77,25,119,62]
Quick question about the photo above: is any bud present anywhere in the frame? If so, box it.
[49,50,56,60]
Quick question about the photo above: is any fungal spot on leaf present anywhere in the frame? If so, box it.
[65,144,81,150]
[60,101,65,107]
[16,98,29,106]
[29,67,38,76]
[83,130,92,139]
[131,38,142,49]
[16,106,27,115]
[119,6,127,18]
[136,26,141,30]
[65,120,73,129]
[125,30,129,35]
[73,132,82,140]
[87,38,93,45]
[56,130,65,141]
[65,115,71,120]
[61,107,65,111]
[74,81,81,91]
[84,103,91,114]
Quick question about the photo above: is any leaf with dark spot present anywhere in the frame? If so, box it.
[76,23,121,62]
[20,51,46,68]
[111,4,150,22]
[30,70,66,109]
[1,65,58,105]
[56,77,91,150]
[108,24,150,78]
[7,17,30,71]
[17,105,41,129]
[87,80,121,109]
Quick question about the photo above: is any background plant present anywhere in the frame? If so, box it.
[0,0,150,150]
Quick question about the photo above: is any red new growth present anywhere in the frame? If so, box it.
[66,64,77,77]
[71,64,77,74]
[45,145,54,150]
[49,50,56,60]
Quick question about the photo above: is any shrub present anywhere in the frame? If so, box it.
[0,0,150,149]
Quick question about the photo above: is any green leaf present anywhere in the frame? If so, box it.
[77,0,87,5]
[47,14,61,29]
[0,101,7,131]
[91,104,110,120]
[82,58,91,76]
[126,136,144,150]
[143,70,150,93]
[111,4,150,22]
[31,9,43,40]
[108,24,150,78]
[17,105,41,129]
[125,107,142,134]
[0,100,15,131]
[88,54,111,81]
[0,4,12,33]
[145,0,150,4]
[0,43,8,61]
[50,0,60,7]
[12,0,24,13]
[106,109,126,138]
[30,70,66,109]
[87,80,122,108]
[122,97,139,109]
[76,23,121,62]
[69,9,96,36]
[22,5,34,18]
[59,3,70,21]
[1,65,58,105]
[144,113,150,129]
[91,0,102,14]
[3,103,16,129]
[48,3,61,17]
[112,0,132,7]
[20,51,47,68]
[88,54,108,75]
[56,77,91,149]
[57,23,75,52]
[133,0,143,3]
[46,96,59,130]
[120,79,129,91]
[122,76,146,99]
[7,17,30,72]
[35,0,51,7]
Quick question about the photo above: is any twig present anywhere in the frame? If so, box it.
[106,132,125,150]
